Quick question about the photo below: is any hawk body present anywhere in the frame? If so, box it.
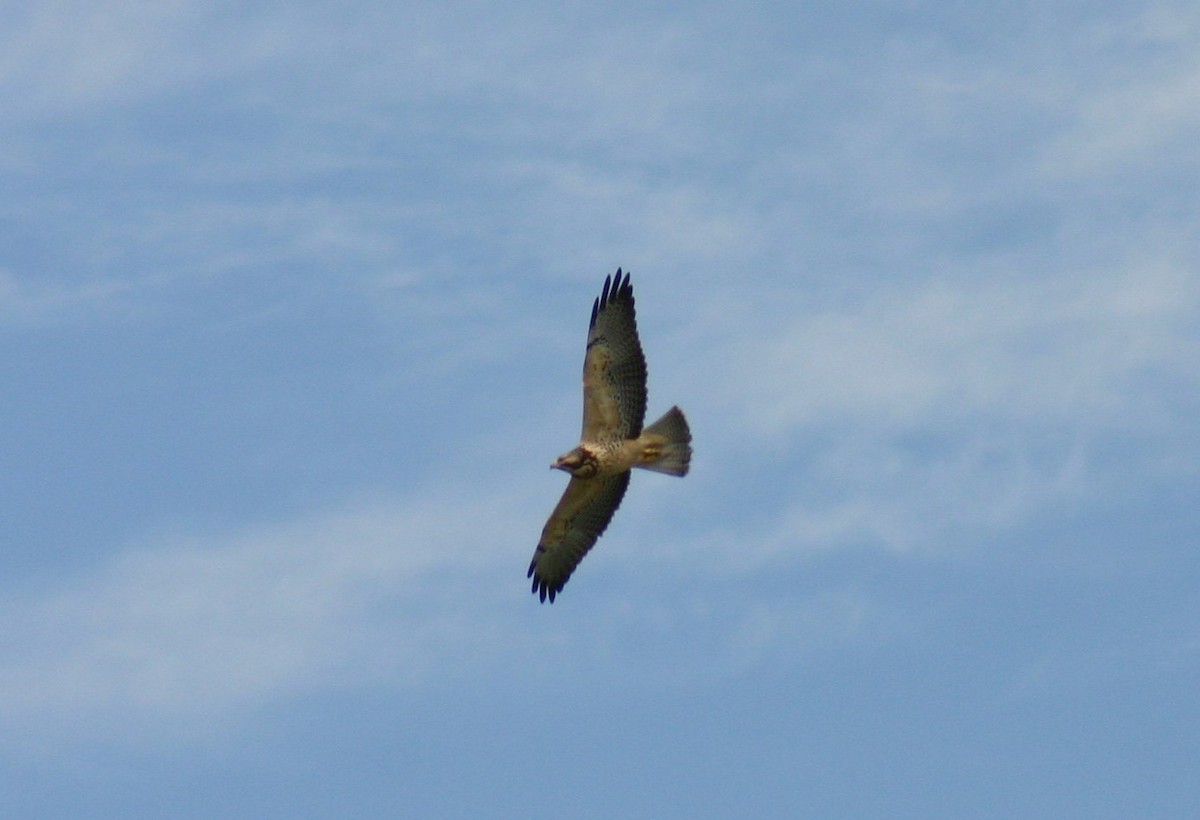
[528,269,691,603]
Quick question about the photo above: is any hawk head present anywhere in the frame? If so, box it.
[551,446,599,478]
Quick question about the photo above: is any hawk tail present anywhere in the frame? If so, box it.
[637,406,692,476]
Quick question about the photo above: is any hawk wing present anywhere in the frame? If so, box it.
[581,269,648,441]
[527,472,631,603]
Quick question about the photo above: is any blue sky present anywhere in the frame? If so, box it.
[2,1,1199,817]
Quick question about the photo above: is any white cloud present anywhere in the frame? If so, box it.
[0,270,139,326]
[1043,57,1200,176]
[493,158,765,278]
[0,1,294,118]
[668,253,1198,558]
[0,488,534,747]
[724,587,894,667]
[711,260,1197,439]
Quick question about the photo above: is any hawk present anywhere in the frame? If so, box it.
[527,269,692,603]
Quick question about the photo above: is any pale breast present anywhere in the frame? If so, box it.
[584,438,643,477]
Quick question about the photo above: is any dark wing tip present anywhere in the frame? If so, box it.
[530,575,557,604]
[591,268,634,326]
[528,569,562,604]
[528,561,556,604]
[614,268,633,306]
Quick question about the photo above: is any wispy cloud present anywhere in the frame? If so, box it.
[670,254,1198,558]
[0,2,295,118]
[1039,6,1200,176]
[0,488,535,748]
[728,263,1196,436]
[0,269,139,326]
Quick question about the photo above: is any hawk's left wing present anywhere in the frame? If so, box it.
[581,269,648,441]
[527,472,631,603]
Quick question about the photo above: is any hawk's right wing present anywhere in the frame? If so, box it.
[527,472,631,603]
[580,270,648,441]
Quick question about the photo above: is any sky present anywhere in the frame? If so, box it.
[2,1,1199,817]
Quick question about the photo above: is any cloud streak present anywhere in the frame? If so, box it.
[0,488,532,747]
[671,254,1198,559]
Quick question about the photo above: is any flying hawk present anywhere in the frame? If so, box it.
[527,269,692,603]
